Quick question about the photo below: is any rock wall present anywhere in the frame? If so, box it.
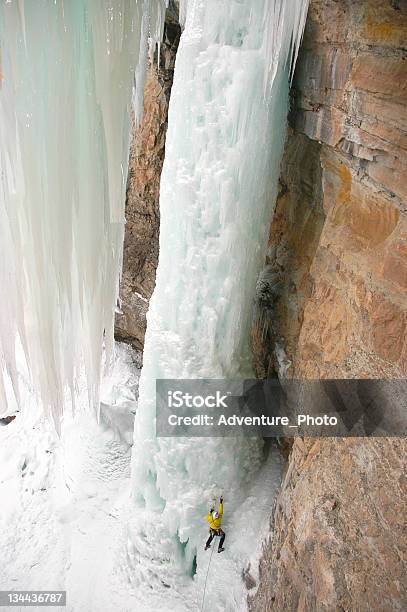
[250,0,407,610]
[115,16,180,349]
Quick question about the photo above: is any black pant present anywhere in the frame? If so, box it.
[206,528,225,550]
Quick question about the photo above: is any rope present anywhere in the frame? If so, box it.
[200,535,217,612]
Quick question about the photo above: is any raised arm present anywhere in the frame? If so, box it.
[207,506,215,524]
[218,497,223,517]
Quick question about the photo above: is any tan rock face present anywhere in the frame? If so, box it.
[251,438,407,612]
[114,21,180,349]
[251,0,407,609]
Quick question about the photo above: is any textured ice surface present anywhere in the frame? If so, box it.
[132,0,309,592]
[0,1,309,607]
[0,342,142,611]
[0,0,166,426]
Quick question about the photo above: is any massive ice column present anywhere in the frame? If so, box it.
[132,0,309,581]
[0,0,166,426]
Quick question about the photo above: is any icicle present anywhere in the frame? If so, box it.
[0,0,165,427]
[179,0,188,28]
[262,0,310,96]
[133,0,168,125]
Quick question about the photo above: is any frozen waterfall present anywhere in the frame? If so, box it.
[0,0,309,605]
[0,0,167,427]
[131,0,309,586]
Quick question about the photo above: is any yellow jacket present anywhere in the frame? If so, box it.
[207,502,223,530]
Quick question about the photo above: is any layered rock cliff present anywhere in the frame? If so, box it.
[250,0,407,609]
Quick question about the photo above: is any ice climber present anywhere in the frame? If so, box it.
[205,496,225,553]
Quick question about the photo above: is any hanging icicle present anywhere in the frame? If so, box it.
[0,0,167,427]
